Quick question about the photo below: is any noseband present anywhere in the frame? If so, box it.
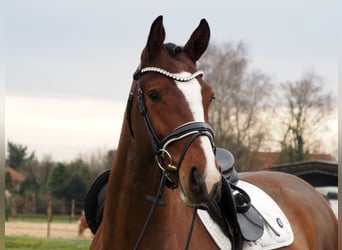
[126,66,216,188]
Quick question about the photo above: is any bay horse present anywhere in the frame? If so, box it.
[79,215,90,237]
[90,16,337,249]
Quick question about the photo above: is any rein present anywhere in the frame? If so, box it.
[127,66,216,249]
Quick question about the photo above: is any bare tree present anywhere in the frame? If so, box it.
[78,147,116,172]
[32,154,55,186]
[277,70,333,163]
[198,42,273,171]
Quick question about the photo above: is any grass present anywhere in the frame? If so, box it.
[5,236,91,250]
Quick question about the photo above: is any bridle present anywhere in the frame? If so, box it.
[127,65,216,188]
[126,65,217,249]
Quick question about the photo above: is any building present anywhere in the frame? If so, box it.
[269,160,337,187]
[249,151,335,171]
[246,151,338,218]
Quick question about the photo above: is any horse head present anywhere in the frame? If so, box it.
[129,16,221,207]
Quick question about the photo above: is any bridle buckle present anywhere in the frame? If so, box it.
[167,163,177,172]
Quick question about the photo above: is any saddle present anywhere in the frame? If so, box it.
[84,169,109,234]
[206,148,264,249]
[84,148,264,248]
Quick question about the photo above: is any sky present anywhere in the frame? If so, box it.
[4,0,339,162]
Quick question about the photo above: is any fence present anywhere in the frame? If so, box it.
[5,199,92,240]
[8,196,85,219]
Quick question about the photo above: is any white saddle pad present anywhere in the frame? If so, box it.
[197,180,294,249]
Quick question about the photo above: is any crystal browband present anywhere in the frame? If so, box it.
[141,67,204,82]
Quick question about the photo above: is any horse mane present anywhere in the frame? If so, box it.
[164,43,182,58]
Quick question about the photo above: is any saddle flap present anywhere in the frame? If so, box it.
[236,206,264,241]
[84,169,110,234]
[231,183,264,242]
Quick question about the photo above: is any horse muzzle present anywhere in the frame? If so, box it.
[180,165,222,207]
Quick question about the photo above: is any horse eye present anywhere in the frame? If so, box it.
[148,91,162,103]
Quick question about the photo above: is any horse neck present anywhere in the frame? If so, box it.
[102,117,169,247]
[99,114,213,249]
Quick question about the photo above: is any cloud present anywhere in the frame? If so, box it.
[5,95,126,161]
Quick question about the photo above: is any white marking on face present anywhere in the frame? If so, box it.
[174,73,204,122]
[174,72,221,195]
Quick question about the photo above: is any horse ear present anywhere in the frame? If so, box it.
[183,19,210,62]
[146,15,165,58]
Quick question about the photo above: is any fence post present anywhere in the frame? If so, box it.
[47,201,52,238]
[70,199,75,222]
[12,198,17,220]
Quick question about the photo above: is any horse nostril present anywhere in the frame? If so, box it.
[189,166,204,195]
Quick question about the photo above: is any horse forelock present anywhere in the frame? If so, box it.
[141,40,196,74]
[164,43,183,58]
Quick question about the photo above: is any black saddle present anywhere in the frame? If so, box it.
[84,170,109,234]
[84,148,264,247]
[216,148,238,183]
